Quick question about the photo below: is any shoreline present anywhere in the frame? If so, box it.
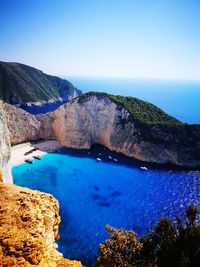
[11,140,63,166]
[11,140,200,172]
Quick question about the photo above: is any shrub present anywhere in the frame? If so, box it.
[96,205,200,267]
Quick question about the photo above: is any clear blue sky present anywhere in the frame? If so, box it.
[0,0,200,80]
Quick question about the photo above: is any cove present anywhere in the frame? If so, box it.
[12,145,200,266]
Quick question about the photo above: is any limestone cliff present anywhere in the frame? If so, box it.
[0,183,83,267]
[52,93,200,168]
[2,92,200,168]
[0,101,12,183]
[3,103,55,145]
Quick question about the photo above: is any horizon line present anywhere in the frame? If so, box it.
[58,74,200,83]
[1,59,200,83]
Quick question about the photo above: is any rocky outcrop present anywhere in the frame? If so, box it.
[3,103,55,145]
[0,101,12,183]
[52,96,118,149]
[0,103,83,266]
[0,183,83,267]
[51,94,200,168]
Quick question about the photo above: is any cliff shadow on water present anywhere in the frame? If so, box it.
[52,144,200,172]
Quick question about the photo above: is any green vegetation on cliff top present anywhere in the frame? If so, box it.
[0,61,81,104]
[78,91,183,126]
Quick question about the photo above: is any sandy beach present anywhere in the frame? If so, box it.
[11,140,63,166]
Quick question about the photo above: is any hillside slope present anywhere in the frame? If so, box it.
[0,61,81,105]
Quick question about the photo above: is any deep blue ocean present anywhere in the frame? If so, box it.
[13,78,200,266]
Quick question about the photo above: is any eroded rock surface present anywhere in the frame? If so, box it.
[52,94,200,168]
[0,101,12,183]
[2,93,200,168]
[3,103,55,145]
[0,183,83,267]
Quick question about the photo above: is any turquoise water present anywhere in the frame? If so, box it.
[13,146,200,266]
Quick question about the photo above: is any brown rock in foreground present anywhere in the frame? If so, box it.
[0,183,82,267]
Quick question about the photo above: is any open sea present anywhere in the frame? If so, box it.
[13,78,200,266]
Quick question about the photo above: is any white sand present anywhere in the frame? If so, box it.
[11,140,62,166]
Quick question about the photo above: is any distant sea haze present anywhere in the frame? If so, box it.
[64,77,200,124]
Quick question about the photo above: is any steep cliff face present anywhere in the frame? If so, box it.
[52,93,200,168]
[52,95,119,149]
[0,183,82,267]
[0,61,81,105]
[0,101,12,183]
[3,103,55,145]
[0,103,83,266]
[2,93,200,168]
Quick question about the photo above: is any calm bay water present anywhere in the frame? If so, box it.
[13,78,200,266]
[13,146,200,266]
[20,101,63,115]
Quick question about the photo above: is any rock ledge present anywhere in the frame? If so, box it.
[0,183,82,267]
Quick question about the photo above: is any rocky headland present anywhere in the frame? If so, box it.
[51,92,200,168]
[1,92,200,169]
[0,61,81,106]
